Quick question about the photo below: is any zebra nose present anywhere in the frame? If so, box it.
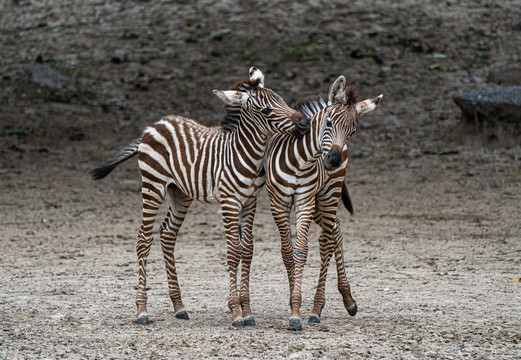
[324,147,343,171]
[298,117,310,132]
[292,116,310,138]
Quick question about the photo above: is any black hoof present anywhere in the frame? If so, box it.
[137,314,149,325]
[175,310,189,320]
[244,317,256,326]
[289,318,302,331]
[347,303,358,317]
[308,315,321,324]
[232,319,245,327]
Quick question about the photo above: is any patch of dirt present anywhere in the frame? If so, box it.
[1,1,520,359]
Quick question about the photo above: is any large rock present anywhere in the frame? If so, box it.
[453,86,521,143]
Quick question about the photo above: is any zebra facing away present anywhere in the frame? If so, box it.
[91,67,310,327]
[265,75,382,330]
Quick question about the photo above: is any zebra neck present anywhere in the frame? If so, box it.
[294,111,326,168]
[227,119,268,171]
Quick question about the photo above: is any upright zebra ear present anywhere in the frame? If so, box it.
[213,89,249,106]
[249,66,265,88]
[328,75,347,105]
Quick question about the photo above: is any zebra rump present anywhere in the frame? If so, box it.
[90,138,141,180]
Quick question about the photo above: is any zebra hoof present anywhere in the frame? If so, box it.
[308,315,321,324]
[137,314,150,325]
[232,319,245,328]
[289,318,302,331]
[244,317,256,326]
[175,310,189,320]
[347,303,358,317]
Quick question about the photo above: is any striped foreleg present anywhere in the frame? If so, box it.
[288,202,315,331]
[136,181,166,325]
[159,187,192,321]
[269,201,295,304]
[221,198,244,327]
[238,198,257,326]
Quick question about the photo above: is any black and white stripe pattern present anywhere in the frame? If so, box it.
[264,75,383,330]
[91,67,309,327]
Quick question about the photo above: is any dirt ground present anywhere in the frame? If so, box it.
[1,1,520,359]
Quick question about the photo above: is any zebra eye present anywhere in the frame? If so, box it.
[262,108,272,115]
[326,120,332,127]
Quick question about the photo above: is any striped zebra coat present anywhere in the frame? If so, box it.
[265,75,382,330]
[91,68,309,327]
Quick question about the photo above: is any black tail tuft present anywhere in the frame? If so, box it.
[90,163,119,180]
[90,138,141,180]
[341,181,354,215]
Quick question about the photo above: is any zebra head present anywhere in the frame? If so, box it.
[321,75,383,171]
[213,67,310,137]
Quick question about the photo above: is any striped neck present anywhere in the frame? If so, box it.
[227,113,268,173]
[292,107,328,169]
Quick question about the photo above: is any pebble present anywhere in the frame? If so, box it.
[80,211,96,219]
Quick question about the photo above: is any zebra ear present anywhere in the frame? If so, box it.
[213,90,249,106]
[328,75,347,104]
[249,66,265,88]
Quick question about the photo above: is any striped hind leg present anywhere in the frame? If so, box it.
[238,197,257,326]
[308,202,335,324]
[159,187,192,321]
[331,216,357,316]
[316,190,357,320]
[136,181,166,325]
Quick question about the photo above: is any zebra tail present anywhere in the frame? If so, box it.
[341,181,354,215]
[90,138,141,180]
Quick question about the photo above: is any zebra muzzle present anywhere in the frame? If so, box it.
[292,118,311,138]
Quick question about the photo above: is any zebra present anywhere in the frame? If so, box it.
[91,67,310,327]
[265,75,382,330]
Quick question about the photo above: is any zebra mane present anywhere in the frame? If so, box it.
[291,85,358,118]
[220,77,257,132]
[291,93,329,119]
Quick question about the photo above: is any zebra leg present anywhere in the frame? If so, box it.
[136,182,166,325]
[308,204,335,324]
[317,189,357,317]
[159,187,192,321]
[221,198,244,327]
[289,202,314,331]
[270,202,295,306]
[238,198,257,326]
[331,216,357,317]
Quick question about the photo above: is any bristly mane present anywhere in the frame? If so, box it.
[290,85,358,119]
[220,78,257,132]
[291,93,328,119]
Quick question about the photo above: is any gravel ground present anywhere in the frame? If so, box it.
[1,1,520,359]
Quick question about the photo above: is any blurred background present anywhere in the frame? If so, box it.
[1,0,520,153]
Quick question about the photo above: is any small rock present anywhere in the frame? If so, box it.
[80,211,96,219]
[30,64,69,89]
